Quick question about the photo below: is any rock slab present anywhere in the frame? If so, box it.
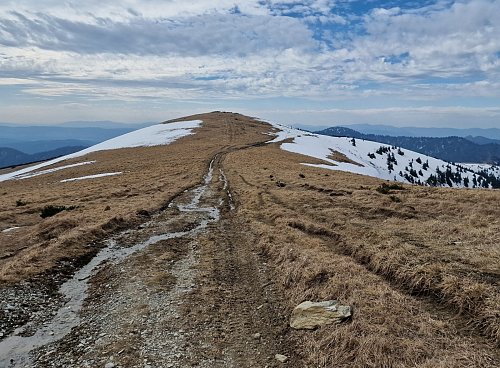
[290,300,351,329]
[275,354,288,363]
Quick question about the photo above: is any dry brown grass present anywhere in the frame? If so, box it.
[224,140,500,366]
[0,112,271,285]
[328,149,364,166]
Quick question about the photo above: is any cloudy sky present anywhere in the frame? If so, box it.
[0,0,499,127]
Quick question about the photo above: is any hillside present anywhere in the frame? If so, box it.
[316,126,500,165]
[0,112,499,368]
[276,125,500,188]
[0,146,88,169]
[465,135,500,145]
[0,140,93,155]
[0,125,136,143]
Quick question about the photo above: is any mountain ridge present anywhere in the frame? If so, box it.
[0,124,144,167]
[0,146,88,169]
[315,126,500,164]
[334,124,500,140]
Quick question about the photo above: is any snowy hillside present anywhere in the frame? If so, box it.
[268,122,500,189]
[0,120,201,182]
[458,163,500,177]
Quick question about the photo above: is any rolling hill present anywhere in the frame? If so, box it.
[271,124,500,188]
[331,123,500,140]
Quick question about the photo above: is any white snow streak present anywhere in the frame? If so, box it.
[2,227,20,233]
[12,161,96,181]
[60,172,122,182]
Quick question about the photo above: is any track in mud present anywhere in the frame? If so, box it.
[0,156,233,367]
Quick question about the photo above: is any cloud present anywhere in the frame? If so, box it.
[352,0,500,77]
[0,77,37,85]
[0,12,316,56]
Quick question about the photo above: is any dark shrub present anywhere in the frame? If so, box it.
[40,205,76,218]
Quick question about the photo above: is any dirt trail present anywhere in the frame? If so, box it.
[0,149,290,367]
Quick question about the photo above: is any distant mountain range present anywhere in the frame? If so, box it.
[0,139,94,155]
[293,123,500,140]
[464,135,500,145]
[0,121,151,168]
[315,126,500,164]
[0,146,87,168]
[0,125,138,144]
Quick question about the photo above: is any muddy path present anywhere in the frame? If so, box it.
[0,152,291,367]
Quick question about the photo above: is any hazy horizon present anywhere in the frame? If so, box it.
[3,118,500,134]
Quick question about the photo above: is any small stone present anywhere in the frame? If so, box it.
[104,363,115,368]
[252,333,261,339]
[275,354,288,363]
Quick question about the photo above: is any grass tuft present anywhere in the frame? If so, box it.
[376,182,405,194]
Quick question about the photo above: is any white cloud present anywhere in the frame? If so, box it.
[0,77,37,85]
[0,12,316,56]
[354,0,500,77]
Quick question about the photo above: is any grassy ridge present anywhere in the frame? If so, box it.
[225,141,500,366]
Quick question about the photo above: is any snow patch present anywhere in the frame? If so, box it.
[60,172,123,183]
[2,227,20,233]
[13,161,96,181]
[458,163,500,175]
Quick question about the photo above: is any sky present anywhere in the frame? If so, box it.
[0,0,499,128]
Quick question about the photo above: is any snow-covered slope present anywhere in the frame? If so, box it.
[0,120,201,182]
[267,122,500,189]
[458,163,500,177]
